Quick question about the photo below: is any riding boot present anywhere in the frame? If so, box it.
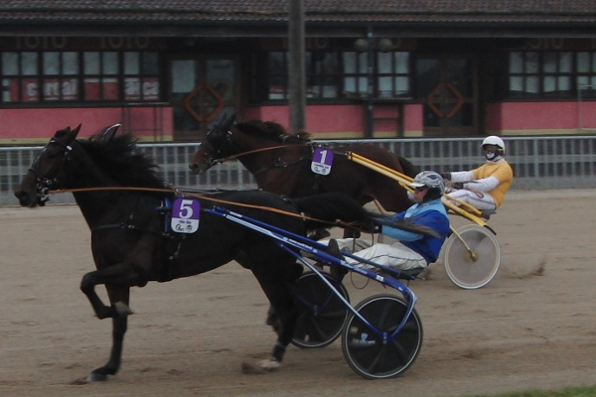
[342,228,361,239]
[327,239,348,282]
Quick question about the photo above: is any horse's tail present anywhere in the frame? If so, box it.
[292,193,438,237]
[397,156,419,178]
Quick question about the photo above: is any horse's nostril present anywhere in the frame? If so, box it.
[189,163,198,171]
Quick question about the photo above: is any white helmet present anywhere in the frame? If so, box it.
[482,136,505,153]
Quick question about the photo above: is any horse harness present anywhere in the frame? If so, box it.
[251,142,327,194]
[90,197,187,282]
[208,128,325,194]
[28,137,74,206]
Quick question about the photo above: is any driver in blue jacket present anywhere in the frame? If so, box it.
[327,171,450,271]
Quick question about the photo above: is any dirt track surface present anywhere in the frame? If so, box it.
[1,189,596,397]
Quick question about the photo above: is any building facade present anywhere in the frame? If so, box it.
[1,1,596,143]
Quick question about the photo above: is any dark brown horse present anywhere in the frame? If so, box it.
[14,125,404,382]
[189,114,418,214]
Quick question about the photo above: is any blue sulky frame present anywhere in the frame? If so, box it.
[205,206,419,349]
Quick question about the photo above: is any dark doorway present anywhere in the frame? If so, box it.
[169,56,238,140]
[416,56,478,136]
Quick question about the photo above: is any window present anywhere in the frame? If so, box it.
[83,52,118,100]
[1,50,160,104]
[123,51,160,101]
[2,52,40,102]
[341,50,410,99]
[268,52,288,100]
[342,51,369,98]
[308,51,338,98]
[508,51,573,98]
[42,52,79,101]
[577,52,596,97]
[260,50,411,101]
[377,52,410,98]
[543,52,572,96]
[509,52,540,97]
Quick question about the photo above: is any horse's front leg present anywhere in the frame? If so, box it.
[79,265,142,382]
[80,267,135,319]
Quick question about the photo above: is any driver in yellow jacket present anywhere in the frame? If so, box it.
[441,136,513,211]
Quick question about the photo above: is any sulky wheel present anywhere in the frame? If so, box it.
[291,271,350,349]
[341,294,423,379]
[443,224,501,289]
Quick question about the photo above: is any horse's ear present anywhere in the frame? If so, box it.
[99,123,121,141]
[219,112,236,132]
[55,124,81,141]
[70,124,81,139]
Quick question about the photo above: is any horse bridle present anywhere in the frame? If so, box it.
[203,128,234,166]
[28,138,74,205]
[203,127,314,169]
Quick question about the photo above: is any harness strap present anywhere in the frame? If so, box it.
[91,222,186,282]
[252,156,309,176]
[91,222,184,241]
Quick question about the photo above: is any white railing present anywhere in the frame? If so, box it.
[2,135,595,206]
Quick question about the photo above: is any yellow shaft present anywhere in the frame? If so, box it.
[346,152,487,227]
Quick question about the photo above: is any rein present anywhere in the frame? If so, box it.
[209,143,312,166]
[49,186,365,231]
[209,142,347,177]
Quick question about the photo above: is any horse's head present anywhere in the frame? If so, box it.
[189,112,236,174]
[14,125,81,207]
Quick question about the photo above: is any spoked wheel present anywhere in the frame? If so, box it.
[292,271,350,349]
[443,224,501,289]
[341,294,423,379]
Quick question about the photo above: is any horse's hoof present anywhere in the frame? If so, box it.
[241,361,265,375]
[70,377,90,385]
[258,358,281,372]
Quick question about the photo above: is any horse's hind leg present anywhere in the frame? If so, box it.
[252,263,301,370]
[265,262,303,334]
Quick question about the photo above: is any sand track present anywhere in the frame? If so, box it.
[1,189,595,396]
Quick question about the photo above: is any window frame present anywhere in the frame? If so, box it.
[256,49,412,103]
[576,51,596,99]
[1,50,161,105]
[507,51,577,99]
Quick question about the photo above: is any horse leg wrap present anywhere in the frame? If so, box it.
[271,342,286,362]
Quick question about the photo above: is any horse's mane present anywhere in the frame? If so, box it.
[234,120,312,143]
[398,156,419,178]
[76,133,166,189]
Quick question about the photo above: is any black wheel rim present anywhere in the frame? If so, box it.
[344,297,421,377]
[292,272,349,347]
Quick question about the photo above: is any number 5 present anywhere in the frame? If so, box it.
[178,199,194,219]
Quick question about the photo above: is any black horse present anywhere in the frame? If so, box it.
[14,125,426,382]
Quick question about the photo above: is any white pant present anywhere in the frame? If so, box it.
[321,238,427,271]
[322,237,375,252]
[443,189,496,211]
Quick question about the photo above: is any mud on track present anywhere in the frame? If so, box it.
[1,189,596,397]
